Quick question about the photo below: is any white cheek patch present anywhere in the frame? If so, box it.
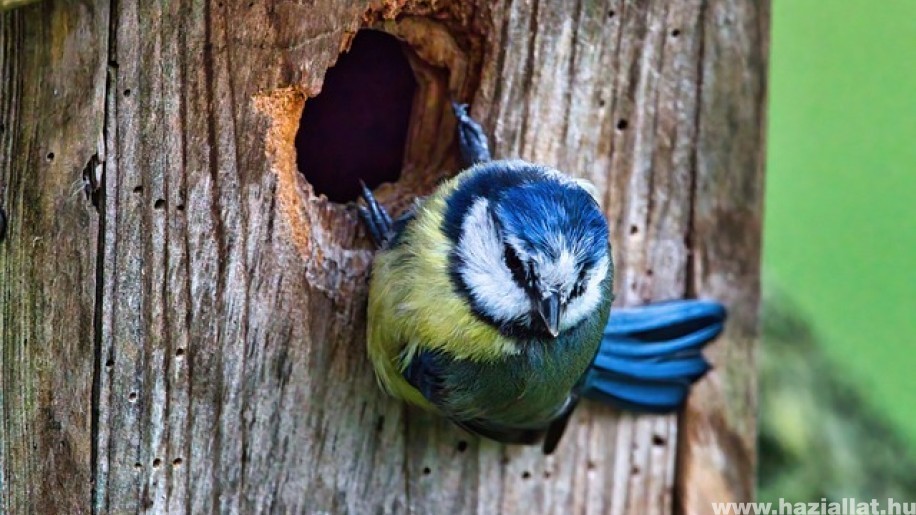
[456,198,530,323]
[562,255,609,330]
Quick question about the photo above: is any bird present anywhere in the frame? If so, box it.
[358,102,725,454]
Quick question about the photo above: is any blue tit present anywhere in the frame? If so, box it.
[359,102,725,454]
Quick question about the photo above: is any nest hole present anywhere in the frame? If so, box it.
[296,30,417,203]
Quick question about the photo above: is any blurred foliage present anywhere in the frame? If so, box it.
[759,295,916,501]
[766,0,916,445]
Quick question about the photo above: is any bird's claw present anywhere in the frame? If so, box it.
[452,102,492,167]
[358,181,395,249]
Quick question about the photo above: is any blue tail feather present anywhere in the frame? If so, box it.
[595,322,724,359]
[582,299,726,413]
[591,352,711,382]
[584,376,693,412]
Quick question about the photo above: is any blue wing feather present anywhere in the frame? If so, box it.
[582,299,726,413]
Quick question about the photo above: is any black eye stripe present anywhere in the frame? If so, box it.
[503,245,529,288]
[569,268,588,300]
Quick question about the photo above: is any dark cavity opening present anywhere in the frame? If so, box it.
[296,30,417,203]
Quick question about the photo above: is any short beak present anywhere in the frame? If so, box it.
[537,293,562,338]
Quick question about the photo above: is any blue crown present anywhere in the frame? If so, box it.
[494,180,608,268]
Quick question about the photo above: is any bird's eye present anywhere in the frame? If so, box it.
[503,245,530,287]
[569,269,588,300]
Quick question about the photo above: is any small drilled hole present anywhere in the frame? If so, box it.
[175,203,185,212]
[652,435,666,446]
[671,29,681,37]
[152,458,162,468]
[632,465,640,475]
[154,199,165,210]
[108,60,119,68]
[295,30,416,203]
[134,462,143,470]
[46,152,55,162]
[422,467,431,475]
[105,358,114,367]
[521,471,531,480]
[176,348,186,357]
[123,89,131,97]
[587,460,596,470]
[172,458,183,466]
[616,119,629,131]
[646,269,654,276]
[128,392,137,402]
[456,441,468,453]
[133,185,143,194]
[607,9,616,18]
[376,416,385,433]
[598,98,606,107]
[629,225,639,235]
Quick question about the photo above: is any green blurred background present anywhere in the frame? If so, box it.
[761,0,916,500]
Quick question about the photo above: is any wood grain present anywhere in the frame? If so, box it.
[0,2,108,513]
[0,0,767,513]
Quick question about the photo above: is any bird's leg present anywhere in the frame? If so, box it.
[358,181,395,249]
[452,102,492,167]
[583,299,727,412]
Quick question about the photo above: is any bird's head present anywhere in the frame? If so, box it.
[447,162,612,340]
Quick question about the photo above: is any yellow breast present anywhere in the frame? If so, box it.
[365,180,517,410]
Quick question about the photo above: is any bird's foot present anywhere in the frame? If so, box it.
[358,182,395,249]
[583,299,727,412]
[452,102,492,167]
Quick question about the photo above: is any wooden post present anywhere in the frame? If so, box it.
[0,1,768,513]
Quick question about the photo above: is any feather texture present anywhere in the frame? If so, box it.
[366,163,613,439]
[582,300,725,412]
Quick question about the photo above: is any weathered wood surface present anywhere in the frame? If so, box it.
[0,0,768,514]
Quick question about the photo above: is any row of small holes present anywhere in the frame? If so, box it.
[421,467,539,481]
[134,458,182,470]
[132,188,185,211]
[404,470,551,480]
[105,347,184,368]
